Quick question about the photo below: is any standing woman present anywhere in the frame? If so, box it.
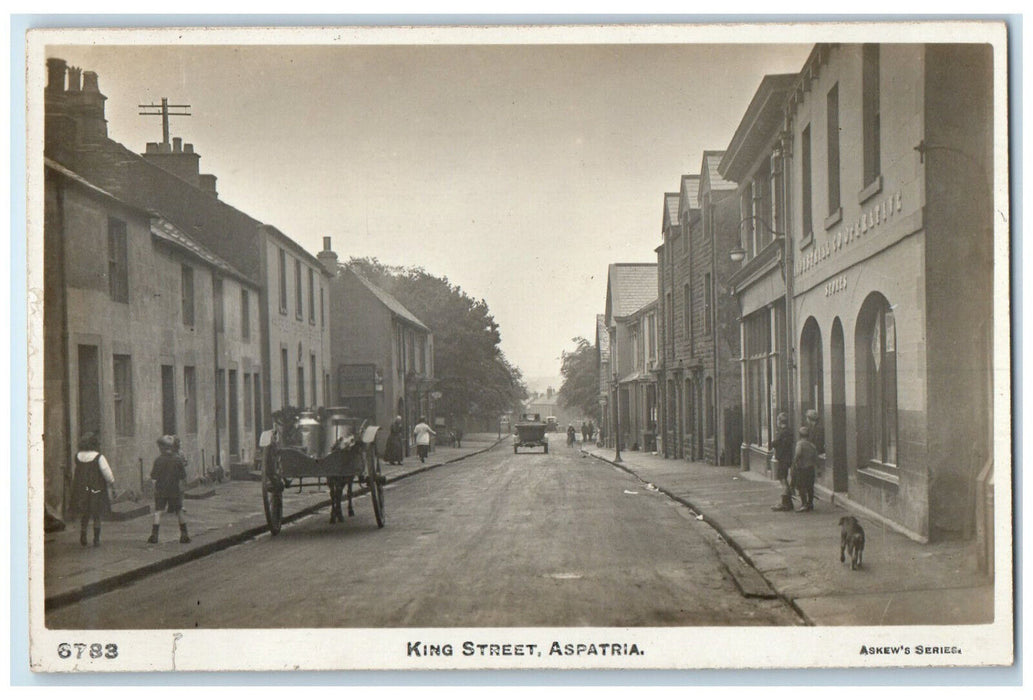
[385,415,405,465]
[71,432,115,547]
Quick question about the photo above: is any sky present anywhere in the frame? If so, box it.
[46,37,812,385]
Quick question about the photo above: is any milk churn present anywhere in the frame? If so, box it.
[297,410,322,455]
[323,406,356,454]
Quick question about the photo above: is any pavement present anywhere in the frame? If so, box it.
[43,433,508,611]
[580,442,995,626]
[45,432,996,627]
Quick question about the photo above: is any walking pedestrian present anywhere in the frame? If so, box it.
[413,417,435,463]
[792,425,819,512]
[384,415,405,465]
[769,413,795,512]
[587,420,595,442]
[566,424,576,448]
[581,422,589,443]
[147,435,191,544]
[453,426,463,449]
[71,432,115,547]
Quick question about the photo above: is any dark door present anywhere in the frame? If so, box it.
[228,369,239,457]
[77,345,100,437]
[161,365,176,435]
[253,374,263,444]
[831,319,848,492]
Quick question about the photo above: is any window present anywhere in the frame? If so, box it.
[107,218,128,303]
[216,369,226,430]
[281,348,290,408]
[827,84,841,216]
[320,287,325,328]
[308,268,316,324]
[862,44,882,190]
[184,366,198,434]
[755,158,772,247]
[703,273,713,335]
[161,365,176,435]
[705,377,715,439]
[683,284,691,345]
[213,277,224,333]
[295,259,303,319]
[744,310,771,446]
[647,312,657,363]
[243,373,253,429]
[112,354,133,436]
[857,295,898,467]
[310,354,317,410]
[416,335,426,374]
[801,124,813,239]
[666,292,673,356]
[228,369,239,456]
[278,248,288,314]
[800,317,825,454]
[297,365,306,408]
[77,345,101,437]
[241,288,250,340]
[181,265,194,326]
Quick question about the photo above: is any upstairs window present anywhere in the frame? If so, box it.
[241,288,250,340]
[308,268,316,324]
[827,83,841,216]
[294,259,303,320]
[801,124,814,240]
[862,44,882,191]
[213,277,224,333]
[181,264,194,326]
[278,249,288,314]
[112,354,134,436]
[107,217,128,303]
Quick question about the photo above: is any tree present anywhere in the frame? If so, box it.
[347,258,528,423]
[558,336,600,421]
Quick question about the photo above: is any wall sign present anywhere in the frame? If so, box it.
[795,190,904,277]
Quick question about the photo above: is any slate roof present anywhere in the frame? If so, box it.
[345,266,430,333]
[679,174,701,216]
[607,263,658,321]
[700,150,736,198]
[664,192,680,229]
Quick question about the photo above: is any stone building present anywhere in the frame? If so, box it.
[319,244,434,456]
[776,44,994,543]
[719,74,798,474]
[603,263,657,452]
[42,56,332,512]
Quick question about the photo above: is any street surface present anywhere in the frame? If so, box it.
[48,440,802,628]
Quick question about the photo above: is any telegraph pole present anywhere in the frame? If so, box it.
[138,98,191,144]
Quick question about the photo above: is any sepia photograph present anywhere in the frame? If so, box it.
[23,20,1012,672]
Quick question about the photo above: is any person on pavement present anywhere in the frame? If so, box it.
[792,425,819,512]
[385,415,405,465]
[148,435,191,544]
[805,408,825,458]
[566,424,576,448]
[71,432,115,547]
[769,412,795,512]
[413,417,436,463]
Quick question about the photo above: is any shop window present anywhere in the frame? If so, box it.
[744,309,773,446]
[855,293,898,471]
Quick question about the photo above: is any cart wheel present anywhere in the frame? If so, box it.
[262,448,283,535]
[366,445,385,528]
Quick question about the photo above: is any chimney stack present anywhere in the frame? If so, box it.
[198,173,218,198]
[82,71,100,93]
[46,58,66,93]
[317,237,340,275]
[173,136,182,153]
[67,66,82,92]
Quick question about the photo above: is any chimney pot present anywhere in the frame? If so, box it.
[146,142,159,153]
[323,236,332,251]
[67,66,82,92]
[184,143,194,154]
[173,137,182,152]
[82,71,100,93]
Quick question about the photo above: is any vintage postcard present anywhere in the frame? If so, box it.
[24,21,1012,672]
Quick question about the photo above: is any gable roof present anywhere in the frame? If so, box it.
[605,263,658,323]
[663,192,680,231]
[344,266,430,333]
[718,73,797,183]
[699,150,736,199]
[679,174,701,218]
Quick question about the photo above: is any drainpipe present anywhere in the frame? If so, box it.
[212,274,222,477]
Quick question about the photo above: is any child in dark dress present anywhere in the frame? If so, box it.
[147,435,191,544]
[769,413,795,512]
[71,432,115,547]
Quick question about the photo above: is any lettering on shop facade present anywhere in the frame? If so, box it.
[824,275,847,297]
[795,190,903,277]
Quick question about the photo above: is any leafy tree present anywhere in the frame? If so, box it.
[347,258,528,424]
[558,336,600,421]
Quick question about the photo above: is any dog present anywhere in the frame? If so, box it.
[839,516,865,570]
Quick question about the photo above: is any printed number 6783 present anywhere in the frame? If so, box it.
[57,642,118,660]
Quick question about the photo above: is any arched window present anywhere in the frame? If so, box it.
[855,293,898,467]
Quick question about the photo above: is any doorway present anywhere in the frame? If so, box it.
[831,318,848,492]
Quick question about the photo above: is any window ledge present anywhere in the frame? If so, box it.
[824,207,843,230]
[858,463,900,490]
[800,231,814,249]
[858,175,883,205]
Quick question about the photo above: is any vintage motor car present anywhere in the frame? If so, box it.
[513,413,549,454]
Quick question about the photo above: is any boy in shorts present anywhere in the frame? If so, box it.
[147,435,191,543]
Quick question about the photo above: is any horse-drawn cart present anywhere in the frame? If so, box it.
[259,407,384,534]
